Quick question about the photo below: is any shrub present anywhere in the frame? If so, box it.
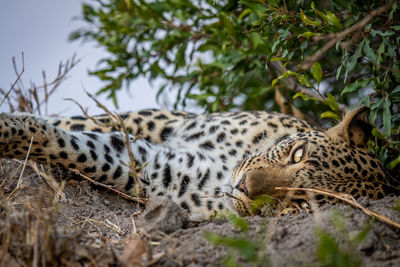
[70,0,400,178]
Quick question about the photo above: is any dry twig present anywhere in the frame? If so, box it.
[0,54,79,114]
[68,168,147,205]
[275,187,400,229]
[0,52,24,107]
[64,96,108,128]
[81,92,145,197]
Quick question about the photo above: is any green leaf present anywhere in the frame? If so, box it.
[265,0,279,7]
[391,85,400,96]
[311,2,328,24]
[336,65,342,80]
[250,32,264,48]
[363,40,377,64]
[344,41,364,83]
[321,111,340,120]
[326,93,339,112]
[392,64,400,83]
[371,98,384,110]
[316,229,361,267]
[341,78,371,95]
[187,93,212,101]
[298,32,321,39]
[297,74,314,88]
[383,97,392,137]
[376,42,385,70]
[239,0,268,13]
[271,71,298,86]
[270,57,286,62]
[205,233,258,262]
[391,25,400,31]
[227,214,249,232]
[372,128,385,140]
[311,62,322,85]
[238,8,252,22]
[357,95,371,108]
[300,40,308,50]
[388,154,400,169]
[300,9,321,27]
[271,75,283,86]
[325,10,342,30]
[293,92,318,102]
[250,195,274,215]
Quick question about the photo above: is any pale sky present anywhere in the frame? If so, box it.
[0,0,168,116]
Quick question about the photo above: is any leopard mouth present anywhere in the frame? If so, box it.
[231,189,253,216]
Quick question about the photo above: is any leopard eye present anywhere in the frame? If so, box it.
[292,146,304,163]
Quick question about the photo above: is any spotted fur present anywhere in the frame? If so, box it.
[0,107,392,220]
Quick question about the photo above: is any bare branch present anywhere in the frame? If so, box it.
[0,52,25,107]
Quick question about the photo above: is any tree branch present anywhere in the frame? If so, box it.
[268,61,347,112]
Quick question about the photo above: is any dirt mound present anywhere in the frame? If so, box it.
[1,159,399,266]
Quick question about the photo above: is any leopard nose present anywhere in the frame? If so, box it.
[238,169,287,199]
[235,173,249,195]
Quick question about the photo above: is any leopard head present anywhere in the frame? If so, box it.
[230,107,389,216]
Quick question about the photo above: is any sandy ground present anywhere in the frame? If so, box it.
[1,159,399,266]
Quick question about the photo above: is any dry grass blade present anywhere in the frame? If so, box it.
[84,218,123,235]
[16,137,34,188]
[7,137,34,199]
[68,168,147,205]
[28,161,66,200]
[0,52,24,107]
[0,162,22,188]
[275,187,400,229]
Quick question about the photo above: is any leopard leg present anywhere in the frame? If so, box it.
[0,113,158,195]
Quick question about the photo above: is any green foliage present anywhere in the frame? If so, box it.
[205,213,269,266]
[312,212,374,267]
[315,230,361,267]
[394,198,400,211]
[71,0,400,177]
[206,233,258,262]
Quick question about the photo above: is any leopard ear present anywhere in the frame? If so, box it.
[325,106,372,146]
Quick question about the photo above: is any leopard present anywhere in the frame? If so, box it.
[0,106,392,220]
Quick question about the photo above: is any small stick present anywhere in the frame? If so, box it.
[64,97,108,129]
[372,225,394,252]
[275,187,400,229]
[17,136,34,188]
[68,168,147,205]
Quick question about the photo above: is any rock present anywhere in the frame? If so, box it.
[119,238,152,267]
[136,196,188,234]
